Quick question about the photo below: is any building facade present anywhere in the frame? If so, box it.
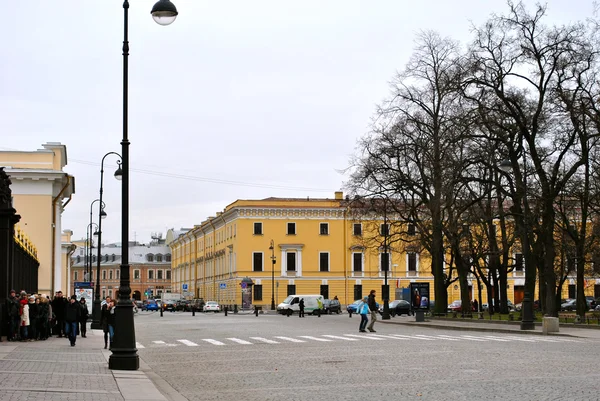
[170,191,600,309]
[70,237,172,300]
[0,143,75,295]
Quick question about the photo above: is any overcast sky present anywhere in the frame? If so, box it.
[1,1,592,245]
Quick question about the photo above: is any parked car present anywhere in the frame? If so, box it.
[347,299,379,315]
[586,296,596,310]
[162,300,177,312]
[323,299,341,314]
[482,300,516,312]
[391,300,412,317]
[176,300,191,311]
[191,298,206,311]
[561,299,576,311]
[144,300,159,311]
[203,301,221,313]
[447,300,462,312]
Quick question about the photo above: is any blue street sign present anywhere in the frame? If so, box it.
[220,283,226,289]
[182,283,188,290]
[241,282,247,289]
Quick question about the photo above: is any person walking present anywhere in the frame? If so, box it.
[51,291,67,337]
[472,299,479,313]
[367,290,377,333]
[298,298,305,318]
[357,296,370,332]
[101,296,111,349]
[64,295,81,346]
[6,289,20,341]
[18,291,30,342]
[79,298,89,338]
[106,300,116,350]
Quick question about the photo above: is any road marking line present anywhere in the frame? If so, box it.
[369,334,409,340]
[500,336,536,343]
[274,336,306,343]
[227,338,253,345]
[136,342,145,348]
[477,336,510,342]
[524,337,560,343]
[322,335,358,341]
[415,335,445,341]
[177,339,198,346]
[458,336,488,342]
[298,336,333,342]
[152,341,166,344]
[433,335,461,341]
[202,339,225,346]
[388,334,417,340]
[344,334,385,340]
[249,337,280,344]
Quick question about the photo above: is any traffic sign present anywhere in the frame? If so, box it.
[241,282,247,289]
[182,283,188,290]
[220,283,226,289]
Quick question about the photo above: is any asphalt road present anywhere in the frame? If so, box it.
[134,310,600,401]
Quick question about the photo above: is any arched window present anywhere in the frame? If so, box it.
[156,254,163,262]
[166,254,171,262]
[147,254,154,262]
[109,270,113,280]
[112,254,116,262]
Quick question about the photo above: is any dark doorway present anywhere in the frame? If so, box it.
[568,284,576,299]
[287,284,296,296]
[353,285,362,301]
[320,285,329,299]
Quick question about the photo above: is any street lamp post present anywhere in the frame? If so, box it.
[86,222,99,281]
[500,143,535,330]
[108,0,178,371]
[269,240,276,310]
[89,199,106,280]
[381,199,391,320]
[91,154,122,330]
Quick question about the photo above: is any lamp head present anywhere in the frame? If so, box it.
[114,162,123,181]
[151,0,178,26]
[100,209,107,219]
[499,159,512,173]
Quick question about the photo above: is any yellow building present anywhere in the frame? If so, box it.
[169,191,600,309]
[0,143,75,295]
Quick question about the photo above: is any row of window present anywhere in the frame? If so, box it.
[253,222,417,237]
[250,284,367,302]
[250,251,417,272]
[133,269,172,280]
[146,254,171,262]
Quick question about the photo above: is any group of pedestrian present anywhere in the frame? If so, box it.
[4,289,90,346]
[101,296,116,349]
[357,290,378,333]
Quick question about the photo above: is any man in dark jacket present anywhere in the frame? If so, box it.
[51,291,68,337]
[6,290,20,341]
[79,298,89,338]
[64,295,81,346]
[367,290,377,333]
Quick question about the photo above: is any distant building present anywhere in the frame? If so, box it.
[0,142,75,294]
[71,235,172,300]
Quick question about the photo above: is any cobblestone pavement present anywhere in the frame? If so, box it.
[0,325,170,401]
[133,311,600,401]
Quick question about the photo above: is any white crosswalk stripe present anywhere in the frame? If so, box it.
[274,336,306,343]
[322,335,358,341]
[202,339,225,346]
[250,337,280,344]
[136,342,145,348]
[457,335,488,342]
[298,336,333,342]
[227,338,253,345]
[344,334,385,340]
[435,335,461,341]
[177,339,198,346]
[415,334,448,341]
[391,334,435,341]
[369,334,409,340]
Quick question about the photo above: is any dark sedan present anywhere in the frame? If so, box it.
[391,300,412,317]
[162,300,177,312]
[324,299,341,314]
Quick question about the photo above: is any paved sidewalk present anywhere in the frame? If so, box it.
[0,328,182,401]
[380,315,600,339]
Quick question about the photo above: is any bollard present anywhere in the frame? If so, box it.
[317,308,321,318]
[224,306,228,316]
[160,307,163,317]
[255,306,259,317]
[348,310,352,318]
[192,308,195,317]
[234,304,238,314]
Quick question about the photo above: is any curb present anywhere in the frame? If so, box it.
[379,320,580,337]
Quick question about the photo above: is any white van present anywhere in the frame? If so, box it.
[277,294,324,316]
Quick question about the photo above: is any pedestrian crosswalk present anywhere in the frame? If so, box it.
[135,333,582,349]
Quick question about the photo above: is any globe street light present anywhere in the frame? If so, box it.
[108,0,178,371]
[91,153,122,330]
[85,222,99,281]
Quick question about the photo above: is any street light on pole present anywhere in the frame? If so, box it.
[499,149,535,330]
[91,153,122,330]
[89,199,106,280]
[86,222,99,282]
[269,240,276,310]
[381,198,391,320]
[108,0,178,371]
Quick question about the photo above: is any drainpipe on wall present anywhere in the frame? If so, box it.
[51,176,71,295]
[66,243,76,296]
[208,219,216,303]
